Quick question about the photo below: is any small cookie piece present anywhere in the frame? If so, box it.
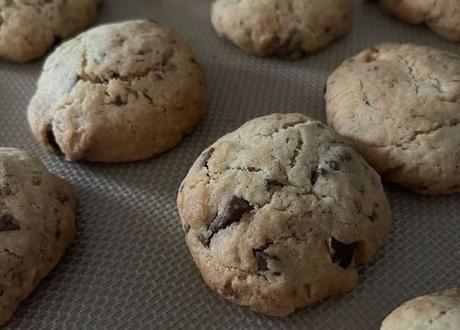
[0,148,76,325]
[326,43,460,195]
[380,0,460,42]
[28,20,206,162]
[381,288,460,330]
[0,0,99,63]
[177,113,391,316]
[211,0,352,58]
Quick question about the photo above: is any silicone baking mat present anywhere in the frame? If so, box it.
[1,0,459,328]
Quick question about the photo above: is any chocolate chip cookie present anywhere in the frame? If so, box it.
[177,113,391,316]
[326,43,460,195]
[211,0,352,58]
[0,0,99,63]
[380,0,460,42]
[27,20,206,162]
[0,148,76,325]
[381,288,460,330]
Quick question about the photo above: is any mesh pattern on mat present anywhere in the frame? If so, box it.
[0,0,459,328]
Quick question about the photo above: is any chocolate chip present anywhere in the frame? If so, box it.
[209,197,253,233]
[324,26,331,34]
[367,210,378,222]
[329,237,354,269]
[329,160,340,171]
[254,250,268,271]
[0,214,20,232]
[201,197,253,246]
[201,148,215,168]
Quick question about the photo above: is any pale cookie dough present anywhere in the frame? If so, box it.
[380,0,460,42]
[211,0,352,58]
[28,20,206,162]
[381,288,460,330]
[0,0,99,63]
[326,43,460,195]
[177,113,392,316]
[0,148,76,325]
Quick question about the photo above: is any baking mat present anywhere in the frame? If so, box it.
[0,0,459,328]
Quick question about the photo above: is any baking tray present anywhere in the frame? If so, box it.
[0,0,459,328]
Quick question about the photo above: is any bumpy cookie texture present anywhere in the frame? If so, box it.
[0,148,76,325]
[0,0,99,63]
[380,0,460,42]
[326,43,460,195]
[27,20,206,162]
[211,0,352,58]
[177,113,391,316]
[381,288,460,330]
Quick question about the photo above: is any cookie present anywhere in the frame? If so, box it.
[326,43,460,195]
[211,0,352,58]
[27,20,206,162]
[381,288,460,330]
[177,113,391,316]
[0,0,99,63]
[380,0,460,42]
[0,148,76,325]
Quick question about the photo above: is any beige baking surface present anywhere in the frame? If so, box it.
[0,0,459,328]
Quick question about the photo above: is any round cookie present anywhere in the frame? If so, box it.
[0,148,75,325]
[380,0,460,42]
[177,113,392,316]
[28,20,206,163]
[326,43,460,195]
[211,0,352,58]
[381,288,460,330]
[0,0,99,63]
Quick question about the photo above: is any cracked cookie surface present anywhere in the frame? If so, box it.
[0,148,76,325]
[177,113,391,316]
[326,43,460,195]
[211,0,352,58]
[0,0,99,63]
[27,20,206,162]
[380,0,460,42]
[381,288,460,330]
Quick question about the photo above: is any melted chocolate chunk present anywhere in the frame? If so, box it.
[0,214,20,232]
[201,197,253,247]
[201,148,215,167]
[254,250,268,271]
[330,238,354,269]
[209,197,253,233]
